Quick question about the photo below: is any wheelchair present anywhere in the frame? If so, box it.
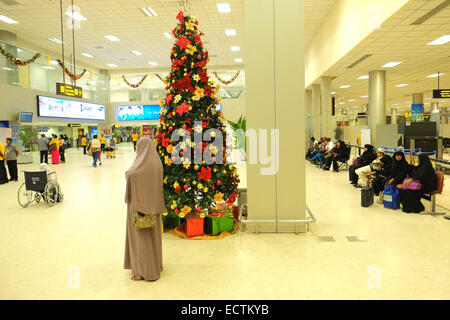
[17,171,64,208]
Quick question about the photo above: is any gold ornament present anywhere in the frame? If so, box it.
[197,183,204,190]
[203,187,209,193]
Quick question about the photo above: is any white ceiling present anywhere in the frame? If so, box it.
[0,0,335,71]
[319,0,450,113]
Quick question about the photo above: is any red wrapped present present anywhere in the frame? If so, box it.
[184,214,204,237]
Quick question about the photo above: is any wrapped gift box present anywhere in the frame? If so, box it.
[162,212,181,231]
[204,215,221,236]
[184,214,204,237]
[218,213,235,233]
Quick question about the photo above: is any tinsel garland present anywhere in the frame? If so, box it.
[57,60,87,80]
[155,73,168,85]
[122,74,148,88]
[213,71,240,85]
[0,45,41,66]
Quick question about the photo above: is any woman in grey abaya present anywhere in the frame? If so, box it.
[124,137,167,281]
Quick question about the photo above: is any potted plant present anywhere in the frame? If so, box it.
[227,115,246,161]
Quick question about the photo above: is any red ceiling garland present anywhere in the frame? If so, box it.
[213,71,241,85]
[57,59,87,80]
[0,45,41,66]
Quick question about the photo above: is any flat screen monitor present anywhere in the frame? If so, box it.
[117,105,161,121]
[37,95,105,121]
[19,112,33,122]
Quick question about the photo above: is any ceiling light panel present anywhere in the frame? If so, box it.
[104,35,120,41]
[65,11,87,21]
[382,62,402,68]
[217,3,231,13]
[427,35,450,45]
[81,53,93,58]
[0,15,18,24]
[131,50,142,56]
[230,46,240,51]
[48,38,63,44]
[225,29,236,36]
[164,33,172,39]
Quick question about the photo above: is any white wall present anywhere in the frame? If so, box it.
[221,98,245,123]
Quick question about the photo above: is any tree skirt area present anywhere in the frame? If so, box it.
[169,225,237,240]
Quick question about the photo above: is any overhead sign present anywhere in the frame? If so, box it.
[57,82,83,98]
[433,89,450,99]
[68,124,81,127]
[37,95,105,121]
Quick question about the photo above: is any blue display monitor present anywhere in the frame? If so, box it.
[37,95,106,121]
[117,105,161,121]
[20,112,33,122]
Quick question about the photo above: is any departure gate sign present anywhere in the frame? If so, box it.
[433,89,450,99]
[57,83,83,98]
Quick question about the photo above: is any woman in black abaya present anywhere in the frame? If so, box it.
[399,153,437,213]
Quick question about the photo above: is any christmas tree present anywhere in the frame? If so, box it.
[156,11,240,223]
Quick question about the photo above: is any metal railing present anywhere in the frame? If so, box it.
[238,204,316,234]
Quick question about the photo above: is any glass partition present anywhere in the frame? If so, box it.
[0,41,109,103]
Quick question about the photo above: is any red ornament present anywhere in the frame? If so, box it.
[212,186,215,190]
[175,209,180,214]
[184,185,189,190]
[197,207,202,212]
[217,180,222,186]
[180,152,184,156]
[169,126,173,131]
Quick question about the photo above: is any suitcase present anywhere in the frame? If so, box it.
[361,186,374,207]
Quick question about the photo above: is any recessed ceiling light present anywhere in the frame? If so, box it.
[0,15,18,24]
[230,46,240,52]
[49,60,59,65]
[107,64,117,67]
[148,61,158,66]
[111,88,118,91]
[164,32,172,39]
[348,99,356,102]
[396,84,409,87]
[2,67,14,71]
[104,35,120,42]
[427,35,450,45]
[338,102,345,105]
[392,104,399,106]
[360,95,368,98]
[225,29,236,36]
[331,91,336,94]
[81,52,93,58]
[141,7,157,17]
[42,66,55,70]
[48,38,64,44]
[427,73,445,78]
[17,48,22,52]
[425,97,432,100]
[131,50,142,56]
[234,58,243,63]
[340,85,351,88]
[382,62,402,68]
[358,75,369,79]
[65,11,87,21]
[217,3,231,13]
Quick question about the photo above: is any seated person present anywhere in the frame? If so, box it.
[309,138,328,164]
[323,140,349,172]
[349,144,377,185]
[399,153,437,213]
[354,148,391,187]
[306,137,319,159]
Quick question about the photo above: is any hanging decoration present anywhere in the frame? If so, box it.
[213,71,241,85]
[0,45,41,66]
[155,73,168,85]
[121,74,149,88]
[57,59,87,80]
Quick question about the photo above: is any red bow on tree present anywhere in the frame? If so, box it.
[176,36,191,50]
[177,11,185,24]
[197,167,212,181]
[166,94,174,105]
[176,103,191,116]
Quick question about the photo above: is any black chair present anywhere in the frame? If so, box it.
[337,146,352,171]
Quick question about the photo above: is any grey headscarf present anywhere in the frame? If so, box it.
[125,137,167,215]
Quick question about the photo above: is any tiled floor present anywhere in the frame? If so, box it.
[0,144,449,299]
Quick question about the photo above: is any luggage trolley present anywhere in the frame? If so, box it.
[17,170,64,208]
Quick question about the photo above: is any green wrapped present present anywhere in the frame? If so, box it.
[218,213,235,233]
[162,212,180,230]
[204,215,221,236]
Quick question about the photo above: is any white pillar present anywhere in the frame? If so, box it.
[368,70,386,146]
[321,77,332,138]
[245,0,305,233]
[312,84,321,139]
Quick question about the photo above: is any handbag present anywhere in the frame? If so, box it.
[132,210,157,229]
[49,143,57,151]
[401,178,423,190]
